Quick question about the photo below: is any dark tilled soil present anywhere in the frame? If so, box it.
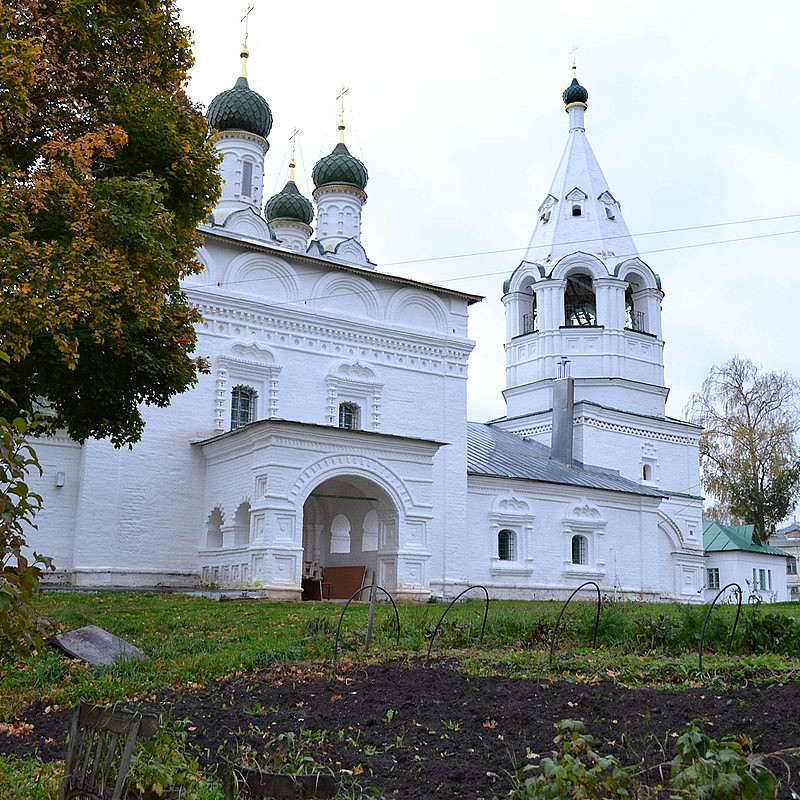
[3,660,800,798]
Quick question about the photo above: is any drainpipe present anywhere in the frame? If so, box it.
[551,358,574,464]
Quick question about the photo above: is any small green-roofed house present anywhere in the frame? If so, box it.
[703,520,791,603]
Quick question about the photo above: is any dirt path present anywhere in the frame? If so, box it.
[3,661,800,798]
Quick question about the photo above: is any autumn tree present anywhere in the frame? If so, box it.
[0,0,221,446]
[687,356,800,544]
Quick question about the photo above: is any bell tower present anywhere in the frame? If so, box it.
[501,69,666,421]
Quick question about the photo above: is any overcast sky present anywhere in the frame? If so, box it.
[177,0,800,424]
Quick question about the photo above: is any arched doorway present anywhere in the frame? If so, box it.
[301,475,399,598]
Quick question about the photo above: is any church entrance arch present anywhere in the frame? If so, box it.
[301,475,399,599]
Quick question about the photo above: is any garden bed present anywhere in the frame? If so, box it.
[3,659,800,798]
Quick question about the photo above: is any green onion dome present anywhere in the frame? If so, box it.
[312,142,368,190]
[562,77,588,106]
[265,180,314,225]
[207,75,273,139]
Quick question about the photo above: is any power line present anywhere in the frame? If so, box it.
[210,222,800,301]
[380,212,800,268]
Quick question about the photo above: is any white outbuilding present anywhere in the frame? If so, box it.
[704,521,790,603]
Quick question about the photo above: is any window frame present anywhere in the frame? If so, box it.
[241,159,253,198]
[571,534,588,566]
[230,384,258,430]
[338,401,361,431]
[497,529,517,562]
[706,567,720,590]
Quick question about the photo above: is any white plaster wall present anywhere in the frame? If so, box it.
[25,435,83,578]
[445,477,700,601]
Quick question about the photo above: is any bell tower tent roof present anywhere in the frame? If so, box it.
[523,70,638,267]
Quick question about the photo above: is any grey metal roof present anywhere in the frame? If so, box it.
[467,422,665,498]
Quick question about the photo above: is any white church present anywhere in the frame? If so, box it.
[29,54,708,603]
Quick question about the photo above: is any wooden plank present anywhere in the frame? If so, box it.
[322,566,366,600]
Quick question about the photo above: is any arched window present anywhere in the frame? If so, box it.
[338,402,360,430]
[233,502,250,547]
[231,385,257,430]
[642,463,652,481]
[206,507,223,549]
[362,509,379,552]
[241,160,253,197]
[330,514,351,554]
[498,529,517,561]
[571,534,588,565]
[564,273,596,326]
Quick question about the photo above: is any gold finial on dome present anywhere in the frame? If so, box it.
[288,127,299,181]
[336,85,349,143]
[239,3,254,77]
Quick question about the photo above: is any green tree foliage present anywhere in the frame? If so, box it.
[0,0,221,446]
[0,361,53,660]
[688,356,800,544]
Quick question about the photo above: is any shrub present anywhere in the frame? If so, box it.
[670,722,776,799]
[0,386,53,662]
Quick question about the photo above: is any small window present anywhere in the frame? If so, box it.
[706,567,720,590]
[768,569,772,591]
[787,556,798,575]
[338,402,360,430]
[498,529,517,561]
[571,534,587,565]
[231,385,257,430]
[642,463,652,481]
[540,209,551,224]
[759,568,767,591]
[572,204,582,217]
[605,206,615,220]
[241,160,253,197]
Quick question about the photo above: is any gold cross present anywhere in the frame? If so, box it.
[336,86,350,141]
[241,4,255,47]
[569,45,578,73]
[288,127,299,179]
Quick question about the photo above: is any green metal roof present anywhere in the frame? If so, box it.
[265,180,314,225]
[207,76,273,139]
[312,142,368,190]
[563,77,588,106]
[703,520,790,556]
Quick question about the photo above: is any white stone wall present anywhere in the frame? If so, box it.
[28,225,473,592]
[26,435,83,580]
[449,476,703,601]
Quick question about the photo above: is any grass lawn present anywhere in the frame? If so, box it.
[1,592,799,798]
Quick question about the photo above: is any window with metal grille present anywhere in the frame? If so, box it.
[498,529,516,561]
[231,385,257,430]
[706,567,720,590]
[338,402,360,430]
[571,534,587,565]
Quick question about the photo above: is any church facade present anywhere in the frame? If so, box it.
[28,57,706,602]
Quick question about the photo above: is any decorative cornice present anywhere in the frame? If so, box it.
[190,296,473,370]
[510,415,698,446]
[217,129,269,152]
[313,183,367,203]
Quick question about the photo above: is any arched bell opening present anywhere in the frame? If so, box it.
[624,273,647,333]
[519,276,538,335]
[564,271,597,326]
